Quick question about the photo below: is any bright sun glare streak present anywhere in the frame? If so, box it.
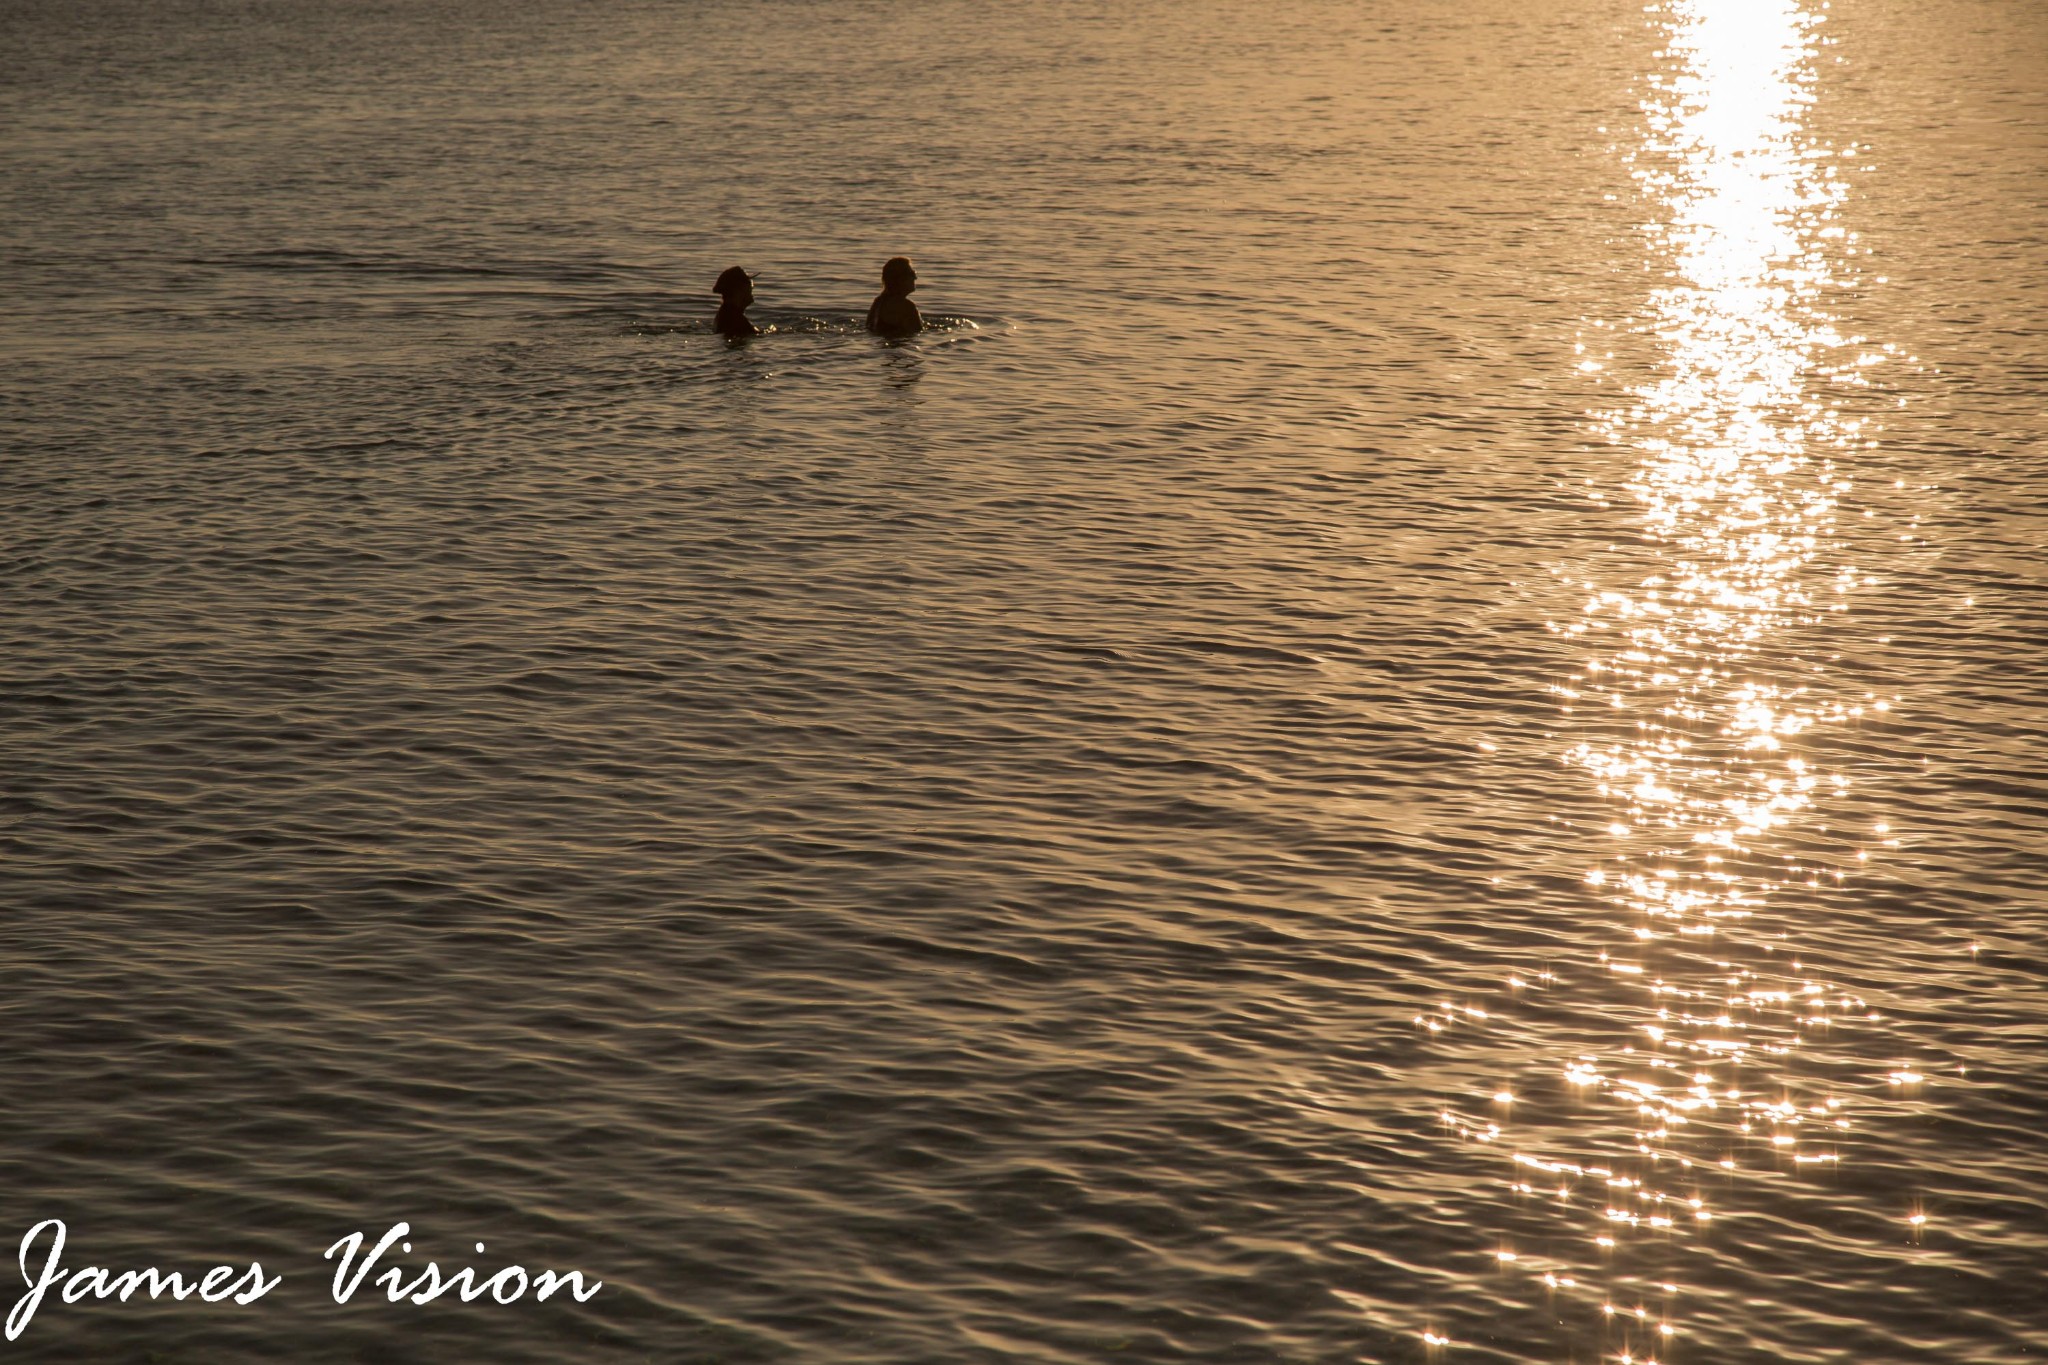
[1425,1,1919,1355]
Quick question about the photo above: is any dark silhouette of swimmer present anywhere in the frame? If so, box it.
[713,266,759,338]
[865,257,923,337]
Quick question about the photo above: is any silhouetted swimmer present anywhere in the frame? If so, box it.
[865,257,923,337]
[713,266,759,338]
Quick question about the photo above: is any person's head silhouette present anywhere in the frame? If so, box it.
[867,257,923,336]
[713,266,759,337]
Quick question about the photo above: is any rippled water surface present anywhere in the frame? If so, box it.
[3,0,2045,1360]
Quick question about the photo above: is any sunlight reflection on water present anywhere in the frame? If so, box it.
[1425,2,1939,1359]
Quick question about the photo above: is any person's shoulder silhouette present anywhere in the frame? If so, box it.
[713,266,759,338]
[865,257,923,337]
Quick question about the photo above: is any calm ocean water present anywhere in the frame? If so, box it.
[3,0,2045,1360]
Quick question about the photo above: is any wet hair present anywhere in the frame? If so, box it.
[713,266,752,297]
[881,257,916,290]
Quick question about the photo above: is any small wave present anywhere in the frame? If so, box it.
[187,248,643,285]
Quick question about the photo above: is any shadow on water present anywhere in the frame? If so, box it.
[877,343,924,392]
[623,309,1000,396]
